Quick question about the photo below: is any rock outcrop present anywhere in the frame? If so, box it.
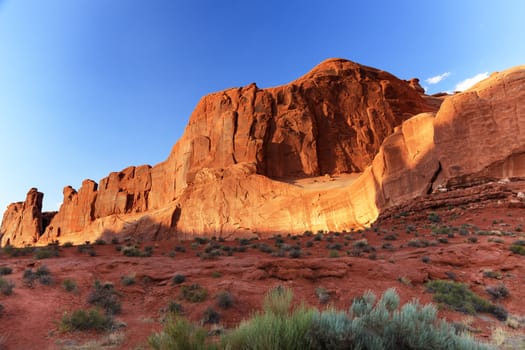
[1,59,524,246]
[0,188,48,246]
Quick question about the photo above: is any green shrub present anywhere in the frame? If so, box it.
[426,280,506,320]
[0,277,14,296]
[223,286,314,350]
[23,265,52,286]
[62,279,77,292]
[148,316,218,350]
[328,250,339,258]
[0,267,12,275]
[166,301,183,315]
[87,280,121,315]
[59,308,113,332]
[485,284,509,300]
[181,284,207,303]
[509,243,525,255]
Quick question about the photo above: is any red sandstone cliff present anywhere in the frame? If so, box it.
[2,59,524,246]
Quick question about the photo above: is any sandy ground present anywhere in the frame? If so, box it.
[1,185,525,349]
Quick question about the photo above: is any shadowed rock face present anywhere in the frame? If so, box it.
[2,59,524,246]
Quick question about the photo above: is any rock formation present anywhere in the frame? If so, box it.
[1,59,524,246]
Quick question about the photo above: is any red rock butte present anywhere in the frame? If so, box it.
[2,59,525,246]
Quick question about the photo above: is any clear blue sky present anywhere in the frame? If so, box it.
[1,1,524,214]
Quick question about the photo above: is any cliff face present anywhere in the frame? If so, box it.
[2,59,524,246]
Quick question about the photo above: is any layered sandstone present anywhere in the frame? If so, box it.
[2,60,525,245]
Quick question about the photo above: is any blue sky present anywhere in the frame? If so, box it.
[1,1,524,214]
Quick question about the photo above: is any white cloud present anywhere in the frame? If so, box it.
[426,72,450,85]
[455,72,489,91]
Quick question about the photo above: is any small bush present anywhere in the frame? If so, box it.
[148,316,217,350]
[59,308,113,332]
[485,284,509,300]
[34,247,59,259]
[509,244,525,255]
[483,270,503,280]
[216,291,233,309]
[181,284,207,303]
[288,248,302,259]
[94,239,106,245]
[421,256,431,264]
[172,274,186,284]
[315,287,330,304]
[121,245,150,257]
[211,271,222,278]
[428,212,441,223]
[328,250,339,258]
[202,307,220,324]
[353,239,368,248]
[87,281,121,315]
[426,280,506,320]
[62,279,77,292]
[121,275,135,286]
[0,277,14,295]
[0,267,12,275]
[166,301,183,315]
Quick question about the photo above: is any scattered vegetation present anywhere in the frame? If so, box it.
[426,280,507,320]
[59,308,113,332]
[202,307,220,324]
[62,278,77,292]
[149,316,218,350]
[180,284,208,303]
[23,265,52,287]
[0,277,15,296]
[0,267,12,276]
[509,239,525,255]
[87,280,121,315]
[34,246,59,259]
[121,245,153,257]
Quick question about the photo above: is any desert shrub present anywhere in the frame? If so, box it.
[258,243,274,254]
[0,267,12,276]
[23,265,52,286]
[428,212,442,223]
[166,301,184,315]
[3,244,34,257]
[468,236,478,243]
[94,239,106,245]
[181,284,207,303]
[421,255,431,264]
[315,287,330,304]
[305,241,314,248]
[121,245,150,257]
[0,277,14,295]
[483,270,503,279]
[62,278,77,292]
[202,307,220,324]
[509,240,525,255]
[326,243,343,250]
[174,245,186,253]
[307,288,492,350]
[408,239,430,248]
[216,291,233,309]
[87,280,121,315]
[328,250,339,258]
[288,248,302,258]
[223,286,314,350]
[211,271,222,278]
[121,274,135,286]
[383,234,397,241]
[426,280,506,320]
[148,316,218,350]
[353,238,368,248]
[34,246,59,259]
[59,308,113,332]
[62,241,74,248]
[485,284,509,300]
[172,274,186,285]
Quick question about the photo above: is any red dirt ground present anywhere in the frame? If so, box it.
[1,182,525,349]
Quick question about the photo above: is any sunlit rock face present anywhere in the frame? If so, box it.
[2,60,524,246]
